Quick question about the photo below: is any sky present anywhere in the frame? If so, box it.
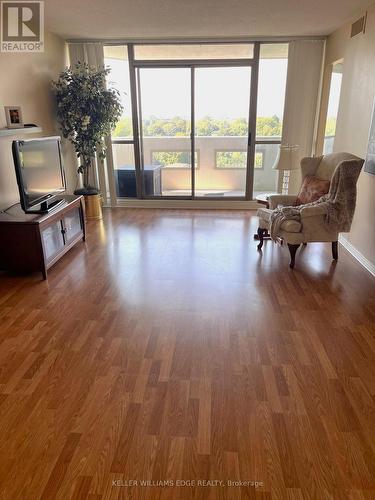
[327,72,342,118]
[105,58,288,120]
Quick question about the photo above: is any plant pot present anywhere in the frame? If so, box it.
[74,186,99,196]
[84,193,102,220]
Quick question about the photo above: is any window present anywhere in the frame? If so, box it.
[101,41,290,201]
[134,44,254,60]
[152,151,198,169]
[324,61,343,154]
[253,44,288,195]
[256,44,288,139]
[104,45,137,197]
[104,46,133,140]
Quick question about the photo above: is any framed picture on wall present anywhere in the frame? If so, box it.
[4,106,24,129]
[364,99,375,175]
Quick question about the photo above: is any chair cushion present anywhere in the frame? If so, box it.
[257,208,302,233]
[295,175,330,206]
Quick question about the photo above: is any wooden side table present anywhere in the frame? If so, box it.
[255,192,277,208]
[254,193,276,240]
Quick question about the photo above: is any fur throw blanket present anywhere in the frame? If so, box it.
[270,159,363,241]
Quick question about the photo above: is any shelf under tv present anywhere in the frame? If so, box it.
[0,126,42,137]
[0,195,85,280]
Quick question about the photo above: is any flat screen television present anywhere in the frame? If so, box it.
[12,136,66,214]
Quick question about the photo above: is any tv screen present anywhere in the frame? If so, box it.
[13,137,66,212]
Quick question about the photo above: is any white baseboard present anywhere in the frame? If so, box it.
[339,235,375,277]
[107,199,260,210]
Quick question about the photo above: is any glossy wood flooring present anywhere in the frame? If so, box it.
[0,209,374,500]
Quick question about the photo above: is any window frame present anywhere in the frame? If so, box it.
[102,40,290,202]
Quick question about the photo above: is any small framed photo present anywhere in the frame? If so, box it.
[4,106,23,129]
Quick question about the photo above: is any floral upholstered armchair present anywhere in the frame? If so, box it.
[256,152,364,268]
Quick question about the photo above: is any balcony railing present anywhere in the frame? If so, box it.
[112,136,281,197]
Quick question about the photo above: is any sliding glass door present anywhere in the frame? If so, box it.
[104,42,288,203]
[136,64,253,199]
[194,66,252,198]
[137,67,192,197]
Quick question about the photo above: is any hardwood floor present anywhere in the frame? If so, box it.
[0,208,374,500]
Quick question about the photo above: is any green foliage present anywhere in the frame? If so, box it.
[112,115,282,138]
[113,117,133,137]
[325,117,337,136]
[256,115,282,137]
[53,62,123,186]
[217,151,247,168]
[152,151,197,168]
[216,151,264,169]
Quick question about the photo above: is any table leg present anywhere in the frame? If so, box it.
[254,230,271,240]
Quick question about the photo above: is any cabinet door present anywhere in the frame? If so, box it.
[63,207,83,243]
[41,220,65,262]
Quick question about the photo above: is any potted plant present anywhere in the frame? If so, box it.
[53,62,123,219]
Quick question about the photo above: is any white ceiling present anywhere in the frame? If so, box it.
[44,0,371,40]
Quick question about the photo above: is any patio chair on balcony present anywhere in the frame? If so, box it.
[256,152,364,268]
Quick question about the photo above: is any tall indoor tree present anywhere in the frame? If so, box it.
[53,62,123,195]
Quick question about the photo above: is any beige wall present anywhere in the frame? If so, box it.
[317,2,375,266]
[0,31,72,211]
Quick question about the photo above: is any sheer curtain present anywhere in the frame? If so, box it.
[281,39,325,193]
[68,42,104,70]
[68,42,112,203]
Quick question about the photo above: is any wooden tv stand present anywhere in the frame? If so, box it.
[0,195,85,280]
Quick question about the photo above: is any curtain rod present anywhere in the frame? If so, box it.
[66,35,327,44]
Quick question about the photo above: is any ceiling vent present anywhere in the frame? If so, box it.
[351,13,367,37]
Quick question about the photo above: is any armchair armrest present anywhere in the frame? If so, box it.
[268,194,297,210]
[299,205,337,242]
[300,205,327,218]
